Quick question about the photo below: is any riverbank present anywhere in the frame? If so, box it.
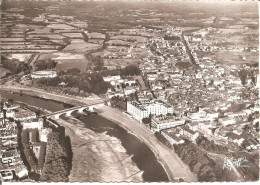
[98,106,198,182]
[1,85,103,107]
[55,116,143,182]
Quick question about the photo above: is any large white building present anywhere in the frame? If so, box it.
[21,119,43,130]
[151,118,185,131]
[103,75,123,86]
[31,70,57,79]
[127,100,173,122]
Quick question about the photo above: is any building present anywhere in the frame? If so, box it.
[187,109,219,122]
[219,117,236,126]
[179,126,199,142]
[1,149,20,164]
[103,75,123,86]
[31,70,57,79]
[127,99,173,122]
[124,87,137,96]
[106,91,124,98]
[243,138,260,151]
[39,128,52,142]
[161,130,185,145]
[151,118,185,131]
[225,132,245,146]
[0,112,3,118]
[6,110,15,118]
[0,170,13,181]
[14,110,37,121]
[0,128,17,140]
[21,119,43,130]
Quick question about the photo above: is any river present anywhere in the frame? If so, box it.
[1,91,169,182]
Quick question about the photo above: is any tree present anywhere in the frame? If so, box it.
[254,122,259,132]
[1,57,30,75]
[40,132,70,182]
[238,69,250,85]
[129,93,137,101]
[79,90,85,96]
[120,65,141,76]
[34,60,57,71]
[142,117,151,124]
[121,83,126,89]
[228,102,246,112]
[66,68,80,75]
[46,60,57,69]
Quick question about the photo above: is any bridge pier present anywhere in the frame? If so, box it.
[78,107,85,113]
[41,104,100,120]
[54,114,61,119]
[66,111,74,117]
[88,106,94,112]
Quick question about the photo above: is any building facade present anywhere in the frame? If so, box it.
[151,119,185,131]
[127,99,173,122]
[31,71,57,79]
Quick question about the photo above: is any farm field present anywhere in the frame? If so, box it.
[37,52,89,72]
[5,54,33,62]
[86,32,106,39]
[110,35,148,42]
[106,40,133,46]
[62,32,84,38]
[104,58,141,68]
[55,59,89,72]
[63,39,101,52]
[47,23,76,30]
[210,50,258,65]
[0,66,11,78]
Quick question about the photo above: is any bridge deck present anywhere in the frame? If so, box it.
[40,102,103,117]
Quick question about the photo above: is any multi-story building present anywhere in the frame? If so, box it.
[179,126,199,142]
[14,109,37,121]
[127,99,173,122]
[161,130,185,145]
[21,119,44,130]
[151,118,185,131]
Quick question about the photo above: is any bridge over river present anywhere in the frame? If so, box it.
[40,102,104,119]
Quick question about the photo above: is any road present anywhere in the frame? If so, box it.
[180,33,198,68]
[99,106,198,182]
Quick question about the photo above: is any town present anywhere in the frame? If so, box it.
[0,0,259,183]
[0,99,71,182]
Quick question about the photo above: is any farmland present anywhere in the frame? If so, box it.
[0,66,11,78]
[0,0,258,77]
[210,51,258,65]
[37,53,89,72]
[63,39,101,52]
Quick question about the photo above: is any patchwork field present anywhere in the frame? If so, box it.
[85,32,106,39]
[63,39,101,52]
[110,35,148,42]
[55,59,89,72]
[104,58,141,68]
[106,40,133,46]
[38,52,89,72]
[62,32,84,38]
[5,54,33,62]
[47,23,76,30]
